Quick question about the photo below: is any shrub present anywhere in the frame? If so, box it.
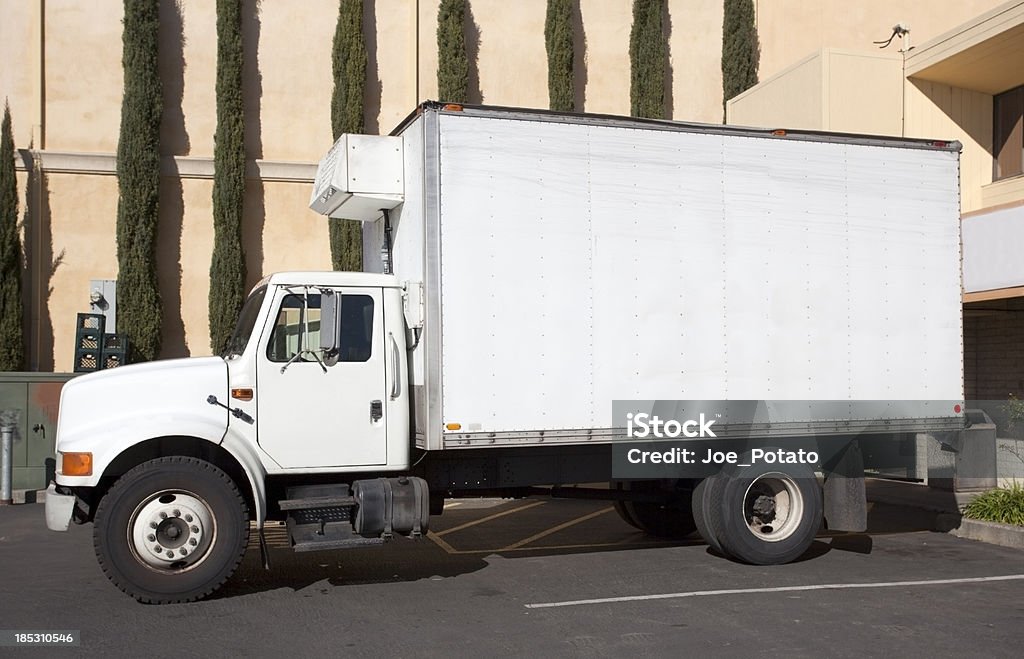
[116,0,163,362]
[209,0,247,354]
[629,0,667,119]
[329,0,367,272]
[545,0,574,112]
[437,0,469,103]
[963,484,1024,527]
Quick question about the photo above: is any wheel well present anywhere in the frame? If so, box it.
[81,437,256,522]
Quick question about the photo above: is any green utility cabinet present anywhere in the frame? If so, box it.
[0,373,77,490]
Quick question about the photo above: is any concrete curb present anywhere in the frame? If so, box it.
[8,489,47,505]
[936,514,1024,550]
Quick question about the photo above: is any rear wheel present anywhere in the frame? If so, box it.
[712,458,822,565]
[93,457,249,603]
[692,474,728,555]
[613,481,696,539]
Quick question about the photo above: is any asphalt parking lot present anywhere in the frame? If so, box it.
[1,493,1023,657]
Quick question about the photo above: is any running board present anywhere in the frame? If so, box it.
[281,483,381,553]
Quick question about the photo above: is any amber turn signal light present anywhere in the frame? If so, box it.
[445,423,462,431]
[61,452,93,477]
[231,388,253,402]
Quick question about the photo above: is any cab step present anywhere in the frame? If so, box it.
[278,484,356,511]
[280,483,382,553]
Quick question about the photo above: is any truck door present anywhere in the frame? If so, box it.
[255,286,387,468]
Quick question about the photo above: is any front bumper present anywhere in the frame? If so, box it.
[45,484,76,532]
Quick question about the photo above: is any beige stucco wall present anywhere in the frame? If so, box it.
[473,1,548,108]
[755,0,1008,82]
[160,0,216,157]
[0,1,41,146]
[727,52,824,129]
[727,50,996,214]
[3,0,1018,370]
[577,0,632,116]
[45,173,119,371]
[44,0,124,152]
[905,78,993,213]
[669,0,725,124]
[827,51,904,135]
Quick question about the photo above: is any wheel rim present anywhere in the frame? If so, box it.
[741,473,804,542]
[128,490,217,572]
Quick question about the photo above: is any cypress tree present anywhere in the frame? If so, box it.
[722,0,759,117]
[629,0,667,119]
[209,0,247,354]
[437,0,469,103]
[545,0,574,112]
[116,1,163,362]
[329,0,366,272]
[0,103,24,371]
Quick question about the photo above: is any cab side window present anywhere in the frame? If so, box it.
[338,295,374,362]
[266,293,374,363]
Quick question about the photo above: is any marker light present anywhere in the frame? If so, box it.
[445,423,462,431]
[231,388,254,402]
[61,452,93,477]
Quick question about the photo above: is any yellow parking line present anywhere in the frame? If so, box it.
[498,506,614,551]
[433,500,546,537]
[426,531,461,554]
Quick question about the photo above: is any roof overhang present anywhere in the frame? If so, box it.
[906,1,1024,94]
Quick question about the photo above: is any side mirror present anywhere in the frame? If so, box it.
[319,289,341,366]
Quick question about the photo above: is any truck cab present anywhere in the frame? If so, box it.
[222,272,410,473]
[45,271,424,603]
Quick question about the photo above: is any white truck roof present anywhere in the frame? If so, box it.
[258,271,401,289]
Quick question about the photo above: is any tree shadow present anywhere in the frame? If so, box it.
[242,0,265,286]
[242,179,266,289]
[20,150,60,371]
[465,2,482,104]
[156,173,188,358]
[158,0,190,156]
[571,0,587,113]
[363,0,382,134]
[662,0,673,119]
[156,0,189,358]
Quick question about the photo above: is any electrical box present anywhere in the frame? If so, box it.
[89,279,117,332]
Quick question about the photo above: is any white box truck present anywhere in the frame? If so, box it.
[45,103,965,602]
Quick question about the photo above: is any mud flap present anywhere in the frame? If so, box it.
[822,440,867,533]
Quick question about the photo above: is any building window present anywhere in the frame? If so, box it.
[994,85,1023,182]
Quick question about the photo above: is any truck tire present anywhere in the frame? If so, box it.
[614,481,697,539]
[692,475,728,555]
[93,457,249,604]
[711,458,822,565]
[611,482,642,530]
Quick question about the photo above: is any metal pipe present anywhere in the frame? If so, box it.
[1,425,13,505]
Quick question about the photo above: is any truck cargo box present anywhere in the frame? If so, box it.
[346,104,962,451]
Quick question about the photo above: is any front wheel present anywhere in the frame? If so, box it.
[93,457,249,603]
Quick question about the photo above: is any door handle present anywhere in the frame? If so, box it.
[388,332,401,400]
[370,400,383,423]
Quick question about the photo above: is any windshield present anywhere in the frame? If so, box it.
[221,285,268,358]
